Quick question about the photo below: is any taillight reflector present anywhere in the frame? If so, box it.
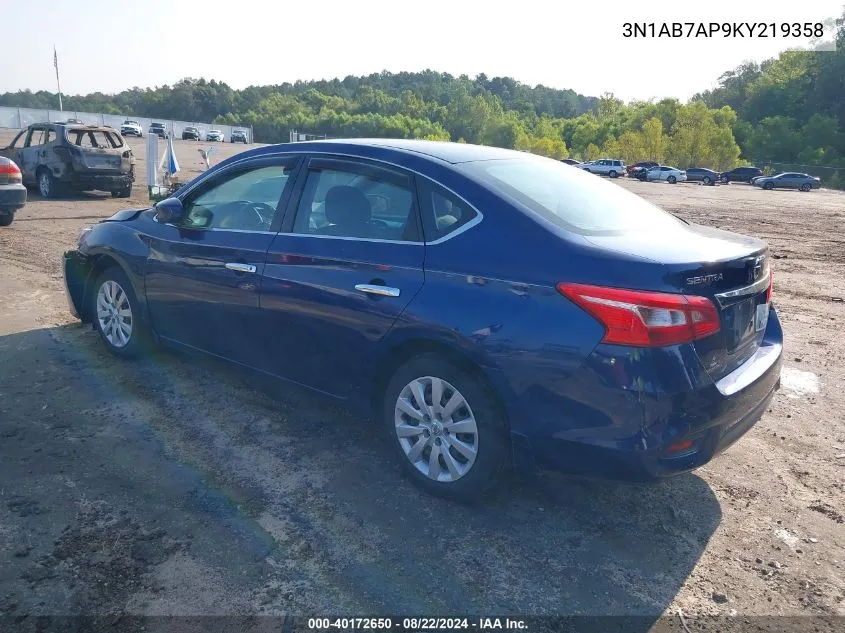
[557,282,721,347]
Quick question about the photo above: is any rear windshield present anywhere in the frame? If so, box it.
[65,129,123,148]
[460,156,684,235]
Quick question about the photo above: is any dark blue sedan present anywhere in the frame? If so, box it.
[63,139,782,499]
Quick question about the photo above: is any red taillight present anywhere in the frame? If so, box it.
[557,283,721,347]
[667,439,694,453]
[0,161,22,183]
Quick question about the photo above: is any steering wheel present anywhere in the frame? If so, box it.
[221,200,276,230]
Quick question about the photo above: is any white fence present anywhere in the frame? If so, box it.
[0,105,252,142]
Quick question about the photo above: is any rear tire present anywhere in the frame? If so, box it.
[91,266,148,359]
[702,176,712,185]
[720,175,729,184]
[111,184,132,198]
[0,214,13,227]
[608,170,618,178]
[382,354,509,501]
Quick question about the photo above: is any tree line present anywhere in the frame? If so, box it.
[1,11,842,185]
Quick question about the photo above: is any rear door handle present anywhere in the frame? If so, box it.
[355,284,400,297]
[225,262,257,273]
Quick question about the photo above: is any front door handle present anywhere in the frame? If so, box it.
[225,262,257,273]
[355,284,400,298]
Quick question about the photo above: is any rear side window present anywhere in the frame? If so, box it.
[417,178,478,241]
[292,164,419,241]
[66,130,123,148]
[461,155,684,236]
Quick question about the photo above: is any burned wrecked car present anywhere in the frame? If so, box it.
[0,123,135,199]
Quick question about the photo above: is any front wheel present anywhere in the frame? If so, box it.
[38,169,60,199]
[91,267,147,358]
[383,355,509,500]
[800,183,811,192]
[667,175,677,184]
[0,214,13,227]
[763,182,774,190]
[720,175,729,184]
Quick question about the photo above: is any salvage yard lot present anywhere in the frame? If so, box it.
[1,127,844,626]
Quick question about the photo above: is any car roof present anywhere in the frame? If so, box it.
[244,138,534,165]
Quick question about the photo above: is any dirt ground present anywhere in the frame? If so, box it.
[1,127,844,630]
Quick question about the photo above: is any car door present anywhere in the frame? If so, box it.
[144,155,300,367]
[18,126,48,183]
[258,155,425,399]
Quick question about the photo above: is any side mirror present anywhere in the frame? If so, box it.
[154,197,184,224]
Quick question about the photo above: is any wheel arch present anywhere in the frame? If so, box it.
[79,252,143,324]
[370,336,514,442]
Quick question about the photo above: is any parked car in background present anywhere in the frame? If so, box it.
[560,158,581,166]
[685,168,719,185]
[0,157,26,226]
[206,130,224,142]
[120,120,143,137]
[62,139,781,499]
[182,127,201,141]
[0,122,134,199]
[230,129,249,144]
[752,172,820,192]
[719,166,763,183]
[578,158,625,178]
[149,122,169,139]
[640,165,687,184]
[626,161,658,178]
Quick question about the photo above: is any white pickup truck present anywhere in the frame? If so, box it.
[578,158,625,178]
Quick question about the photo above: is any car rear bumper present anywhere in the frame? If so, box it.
[64,173,133,191]
[0,183,27,213]
[511,306,784,480]
[63,250,89,320]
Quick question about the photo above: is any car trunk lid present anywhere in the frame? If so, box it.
[584,222,771,381]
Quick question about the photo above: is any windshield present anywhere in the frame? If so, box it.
[460,155,684,235]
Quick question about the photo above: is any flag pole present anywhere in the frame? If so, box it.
[53,46,63,111]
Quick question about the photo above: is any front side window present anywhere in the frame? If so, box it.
[292,165,418,241]
[461,155,685,235]
[181,164,292,231]
[26,129,46,147]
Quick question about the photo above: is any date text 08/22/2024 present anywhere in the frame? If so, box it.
[307,618,527,631]
[623,22,825,38]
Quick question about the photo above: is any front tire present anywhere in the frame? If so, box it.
[0,214,13,227]
[38,169,59,199]
[91,267,146,358]
[383,355,509,500]
[763,182,774,190]
[800,183,811,192]
[720,175,729,184]
[668,175,677,184]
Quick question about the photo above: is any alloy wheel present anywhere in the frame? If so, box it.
[96,280,133,348]
[394,376,479,482]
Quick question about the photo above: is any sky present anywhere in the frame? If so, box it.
[2,0,842,103]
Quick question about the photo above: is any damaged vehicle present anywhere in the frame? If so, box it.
[0,123,135,199]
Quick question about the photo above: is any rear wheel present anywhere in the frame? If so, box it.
[111,183,132,198]
[720,175,729,184]
[608,170,618,178]
[383,354,509,500]
[0,214,13,227]
[800,183,811,192]
[763,182,774,190]
[702,176,712,185]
